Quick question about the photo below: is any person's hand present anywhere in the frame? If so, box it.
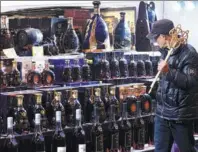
[158,60,169,73]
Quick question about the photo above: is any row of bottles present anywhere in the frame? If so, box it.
[62,59,91,83]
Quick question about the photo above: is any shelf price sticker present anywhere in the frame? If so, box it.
[3,48,18,58]
[32,46,44,57]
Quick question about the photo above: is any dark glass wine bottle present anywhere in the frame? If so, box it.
[94,88,106,123]
[14,95,29,134]
[51,111,67,152]
[110,53,120,79]
[26,62,41,86]
[34,93,47,130]
[41,63,55,86]
[133,101,145,150]
[148,100,156,145]
[99,54,110,80]
[119,103,131,152]
[82,59,91,81]
[0,60,7,87]
[119,54,129,77]
[107,105,119,152]
[73,109,86,152]
[128,54,137,77]
[91,106,104,152]
[51,92,66,128]
[144,54,153,76]
[72,59,82,82]
[65,90,81,127]
[32,114,45,152]
[11,60,21,86]
[5,117,19,152]
[62,60,73,83]
[84,88,94,123]
[137,55,146,77]
[45,91,54,129]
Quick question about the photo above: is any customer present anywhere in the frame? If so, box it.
[147,19,198,152]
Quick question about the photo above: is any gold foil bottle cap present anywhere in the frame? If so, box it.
[35,93,42,104]
[55,92,61,101]
[110,87,116,95]
[16,95,24,105]
[95,88,101,96]
[71,90,78,98]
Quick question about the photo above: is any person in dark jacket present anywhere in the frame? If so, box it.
[147,19,198,152]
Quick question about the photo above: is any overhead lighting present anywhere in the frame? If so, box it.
[184,1,195,11]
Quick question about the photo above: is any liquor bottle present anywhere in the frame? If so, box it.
[82,59,91,81]
[139,94,152,115]
[119,54,129,77]
[32,114,45,152]
[128,54,137,77]
[144,55,153,76]
[4,117,19,152]
[51,92,66,128]
[65,90,81,126]
[62,60,73,83]
[110,52,120,79]
[84,88,94,123]
[73,109,86,152]
[94,88,106,123]
[45,91,54,129]
[91,106,104,152]
[41,63,55,86]
[137,55,146,77]
[83,1,110,51]
[148,100,156,145]
[34,93,47,130]
[99,54,110,80]
[124,94,138,117]
[14,95,29,134]
[71,59,82,82]
[108,87,120,121]
[62,17,79,53]
[114,12,131,50]
[133,101,145,150]
[10,60,21,86]
[0,60,7,87]
[26,62,41,86]
[51,111,67,152]
[119,103,131,152]
[107,105,119,152]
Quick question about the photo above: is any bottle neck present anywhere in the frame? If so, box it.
[35,123,42,133]
[94,7,100,15]
[75,118,82,128]
[68,19,74,29]
[7,127,14,135]
[32,63,36,71]
[56,121,63,131]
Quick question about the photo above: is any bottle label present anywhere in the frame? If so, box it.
[7,117,13,129]
[96,135,103,152]
[111,133,119,149]
[56,111,61,122]
[76,109,81,120]
[78,144,86,152]
[35,113,41,125]
[125,131,132,148]
[57,147,66,152]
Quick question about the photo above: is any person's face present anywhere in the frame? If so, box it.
[156,34,166,48]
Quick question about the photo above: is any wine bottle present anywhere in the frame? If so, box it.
[119,54,129,77]
[26,62,41,86]
[99,54,110,80]
[144,54,153,76]
[10,60,21,86]
[62,60,73,83]
[5,117,19,152]
[41,63,55,86]
[91,106,104,152]
[45,91,54,129]
[71,59,82,82]
[14,95,29,134]
[0,60,7,87]
[110,53,120,79]
[84,88,94,123]
[34,93,47,130]
[65,90,81,126]
[94,88,106,123]
[32,114,45,152]
[51,111,67,152]
[119,103,131,152]
[137,55,146,77]
[128,54,137,77]
[82,59,91,81]
[51,92,66,128]
[73,109,86,152]
[107,105,119,152]
[133,101,145,150]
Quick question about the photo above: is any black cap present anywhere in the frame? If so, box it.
[147,19,174,40]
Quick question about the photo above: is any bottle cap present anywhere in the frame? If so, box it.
[110,87,116,95]
[76,109,81,120]
[95,88,101,96]
[35,93,42,103]
[35,113,41,125]
[56,111,61,122]
[7,117,13,129]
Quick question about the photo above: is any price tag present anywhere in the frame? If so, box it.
[32,46,44,57]
[57,147,66,152]
[3,48,18,58]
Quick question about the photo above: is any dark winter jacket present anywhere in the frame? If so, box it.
[156,44,198,120]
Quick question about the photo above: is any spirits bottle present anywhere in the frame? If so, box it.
[128,54,137,77]
[107,105,119,152]
[91,106,104,152]
[114,12,131,50]
[119,103,131,152]
[65,90,81,126]
[34,93,47,130]
[144,55,153,76]
[73,109,86,152]
[83,1,110,51]
[51,111,67,152]
[124,95,138,117]
[148,100,156,145]
[26,62,41,86]
[82,59,91,81]
[0,60,7,87]
[119,54,129,77]
[133,101,145,150]
[5,117,19,152]
[62,60,73,83]
[32,114,45,152]
[10,60,21,86]
[110,52,120,78]
[41,63,55,86]
[14,95,29,134]
[51,92,66,128]
[62,17,79,53]
[137,55,146,77]
[72,59,82,82]
[99,54,110,80]
[139,94,152,115]
[45,91,54,129]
